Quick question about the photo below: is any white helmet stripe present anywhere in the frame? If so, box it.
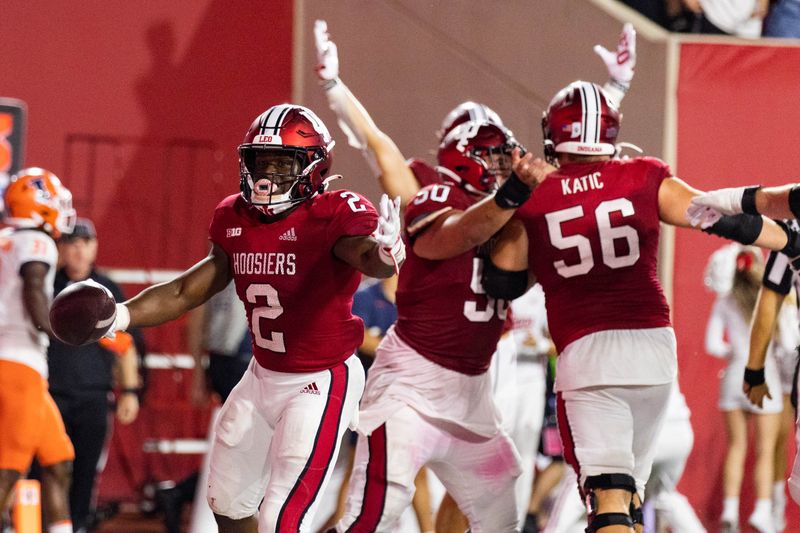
[259,104,293,135]
[468,105,488,122]
[578,82,600,144]
[591,84,601,143]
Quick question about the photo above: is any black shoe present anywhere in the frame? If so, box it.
[155,486,184,533]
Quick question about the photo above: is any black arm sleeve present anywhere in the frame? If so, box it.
[702,213,763,245]
[788,185,800,220]
[778,219,800,263]
[482,260,529,300]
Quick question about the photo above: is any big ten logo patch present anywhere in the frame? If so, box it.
[226,227,242,238]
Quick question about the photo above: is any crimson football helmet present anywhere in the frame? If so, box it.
[3,167,76,238]
[437,120,519,195]
[239,104,335,216]
[438,101,504,141]
[541,81,620,164]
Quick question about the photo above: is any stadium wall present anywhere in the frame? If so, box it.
[3,1,800,526]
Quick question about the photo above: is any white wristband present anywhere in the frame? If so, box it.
[115,303,131,332]
[602,80,627,107]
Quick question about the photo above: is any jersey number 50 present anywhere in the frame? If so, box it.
[464,258,509,322]
[545,198,640,278]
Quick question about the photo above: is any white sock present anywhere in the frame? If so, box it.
[48,520,73,533]
[753,498,772,516]
[723,496,739,520]
[773,481,786,505]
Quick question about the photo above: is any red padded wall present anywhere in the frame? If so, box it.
[675,42,800,526]
[1,0,293,501]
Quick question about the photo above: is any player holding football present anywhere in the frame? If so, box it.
[0,168,76,533]
[98,104,404,533]
[487,81,800,532]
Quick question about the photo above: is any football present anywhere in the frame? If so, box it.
[49,279,117,346]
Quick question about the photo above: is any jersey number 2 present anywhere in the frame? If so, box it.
[545,198,640,278]
[246,283,286,353]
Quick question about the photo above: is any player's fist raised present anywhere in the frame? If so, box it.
[374,194,405,273]
[494,148,551,210]
[314,20,339,81]
[595,23,636,86]
[512,148,554,190]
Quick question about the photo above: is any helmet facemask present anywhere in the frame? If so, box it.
[464,143,514,193]
[53,181,76,236]
[438,120,519,196]
[239,146,323,217]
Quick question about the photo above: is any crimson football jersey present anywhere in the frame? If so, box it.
[406,158,443,188]
[209,191,378,373]
[395,183,509,375]
[515,157,672,353]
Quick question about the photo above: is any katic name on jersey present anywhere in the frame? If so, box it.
[561,171,604,195]
[232,252,296,276]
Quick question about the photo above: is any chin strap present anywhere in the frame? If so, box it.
[614,142,643,160]
[320,174,343,193]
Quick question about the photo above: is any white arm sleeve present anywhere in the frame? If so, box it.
[323,80,380,175]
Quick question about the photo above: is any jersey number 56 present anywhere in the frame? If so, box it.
[545,198,640,278]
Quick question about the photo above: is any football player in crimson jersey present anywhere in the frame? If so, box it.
[312,20,637,208]
[488,81,799,532]
[325,119,546,533]
[0,168,76,533]
[100,104,405,533]
[314,20,639,532]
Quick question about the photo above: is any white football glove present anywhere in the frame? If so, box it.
[689,187,751,217]
[102,303,131,340]
[595,23,636,86]
[374,194,405,273]
[686,203,723,230]
[314,20,339,81]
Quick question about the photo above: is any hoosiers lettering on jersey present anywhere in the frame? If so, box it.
[208,191,378,373]
[232,252,296,276]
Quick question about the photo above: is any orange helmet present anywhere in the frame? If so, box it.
[3,167,76,238]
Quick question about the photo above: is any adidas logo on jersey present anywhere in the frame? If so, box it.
[300,382,320,395]
[279,227,297,241]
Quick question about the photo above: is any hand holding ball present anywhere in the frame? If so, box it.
[49,279,117,346]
